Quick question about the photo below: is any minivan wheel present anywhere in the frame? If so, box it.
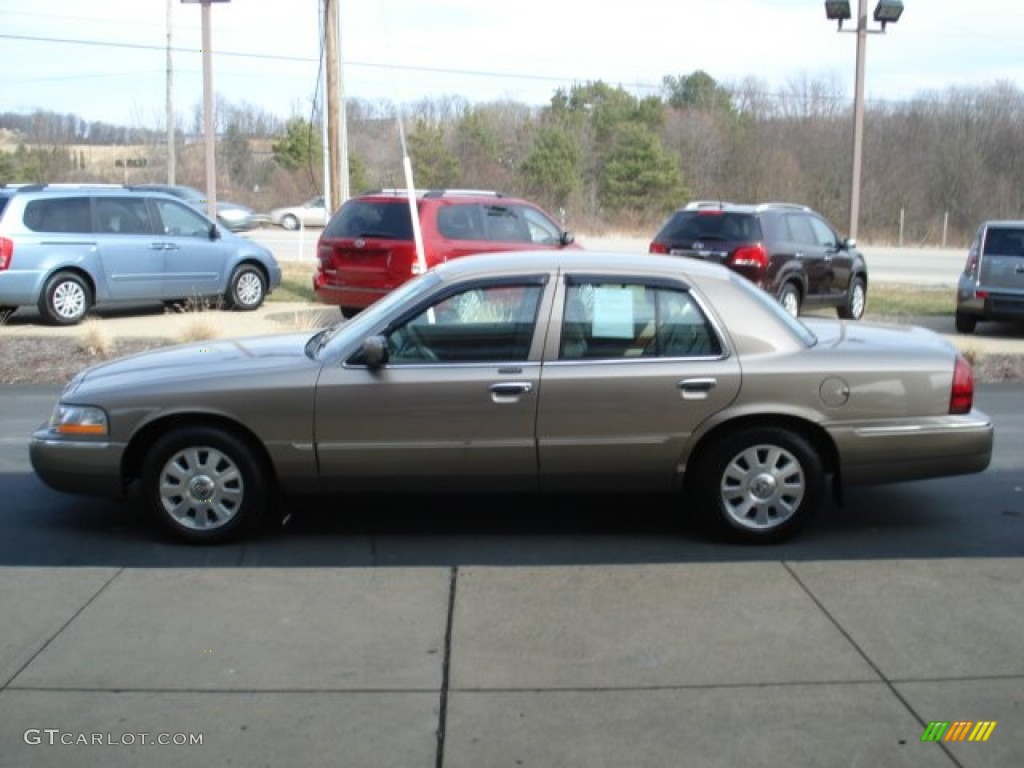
[225,264,267,311]
[142,426,269,544]
[340,306,360,319]
[955,312,977,334]
[778,283,801,317]
[838,276,866,320]
[39,271,92,325]
[0,306,14,324]
[693,427,824,544]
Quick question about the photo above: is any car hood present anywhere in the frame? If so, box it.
[65,332,319,397]
[803,318,958,355]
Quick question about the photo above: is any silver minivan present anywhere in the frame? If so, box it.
[956,220,1024,334]
[0,184,281,325]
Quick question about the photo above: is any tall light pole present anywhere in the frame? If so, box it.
[824,0,904,241]
[182,0,230,220]
[166,0,175,185]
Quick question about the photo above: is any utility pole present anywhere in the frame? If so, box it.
[166,0,175,184]
[324,0,349,214]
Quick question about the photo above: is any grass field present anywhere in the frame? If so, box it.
[272,262,957,320]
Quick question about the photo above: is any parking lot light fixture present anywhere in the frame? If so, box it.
[825,1,852,29]
[824,0,904,241]
[873,0,904,28]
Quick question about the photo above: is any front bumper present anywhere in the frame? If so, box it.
[29,431,128,498]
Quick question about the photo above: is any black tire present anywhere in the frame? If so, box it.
[778,283,801,317]
[692,427,825,544]
[0,306,15,324]
[38,271,92,325]
[281,214,300,231]
[955,312,977,334]
[340,306,360,319]
[838,276,866,320]
[141,426,269,544]
[225,264,267,311]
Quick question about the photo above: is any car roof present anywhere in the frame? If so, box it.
[429,249,734,284]
[353,188,527,204]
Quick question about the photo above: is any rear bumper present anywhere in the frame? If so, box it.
[312,272,388,309]
[831,411,994,485]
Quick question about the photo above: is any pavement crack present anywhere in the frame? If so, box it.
[435,566,458,768]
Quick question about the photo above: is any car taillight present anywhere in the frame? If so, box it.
[0,237,12,270]
[649,242,668,254]
[949,354,974,414]
[963,246,979,277]
[728,244,768,269]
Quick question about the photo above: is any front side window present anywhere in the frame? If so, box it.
[153,199,214,238]
[483,205,531,243]
[560,281,722,360]
[385,281,543,364]
[520,206,563,245]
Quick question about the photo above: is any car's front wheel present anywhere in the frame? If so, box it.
[0,306,15,324]
[281,214,300,231]
[225,264,267,311]
[838,276,867,320]
[142,426,269,544]
[778,283,801,317]
[39,271,92,325]
[692,427,825,544]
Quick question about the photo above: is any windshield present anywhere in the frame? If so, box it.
[729,272,818,347]
[312,271,444,359]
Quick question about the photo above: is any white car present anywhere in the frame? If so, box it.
[269,195,327,230]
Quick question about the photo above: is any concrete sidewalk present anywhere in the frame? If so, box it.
[0,560,1020,767]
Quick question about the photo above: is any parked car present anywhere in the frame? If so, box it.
[130,184,258,232]
[314,188,580,317]
[955,219,1024,333]
[0,184,281,325]
[269,195,327,230]
[649,201,868,319]
[30,249,992,545]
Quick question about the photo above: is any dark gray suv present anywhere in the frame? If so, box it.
[649,201,868,319]
[0,184,280,325]
[956,220,1024,333]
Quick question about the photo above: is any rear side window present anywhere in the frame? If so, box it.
[23,197,92,233]
[324,200,414,239]
[437,205,483,240]
[95,197,154,235]
[982,227,1024,257]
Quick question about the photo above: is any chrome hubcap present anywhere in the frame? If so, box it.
[158,446,243,531]
[236,272,263,305]
[720,444,805,531]
[850,285,865,318]
[53,281,86,319]
[781,291,799,317]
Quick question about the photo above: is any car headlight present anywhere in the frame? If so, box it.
[48,404,109,436]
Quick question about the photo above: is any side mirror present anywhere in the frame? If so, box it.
[561,231,575,246]
[361,335,390,369]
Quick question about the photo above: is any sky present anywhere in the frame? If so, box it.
[1,0,1022,129]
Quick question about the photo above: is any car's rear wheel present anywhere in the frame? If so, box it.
[225,264,267,311]
[838,276,866,320]
[281,214,300,231]
[0,306,15,324]
[142,426,269,544]
[778,283,801,317]
[340,306,360,319]
[39,271,92,325]
[955,312,977,334]
[693,427,824,544]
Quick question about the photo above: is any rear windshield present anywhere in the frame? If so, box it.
[656,211,761,242]
[323,200,414,240]
[982,227,1024,257]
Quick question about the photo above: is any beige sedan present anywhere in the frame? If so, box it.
[30,251,994,544]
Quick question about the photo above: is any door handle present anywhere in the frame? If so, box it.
[678,378,717,400]
[490,382,533,397]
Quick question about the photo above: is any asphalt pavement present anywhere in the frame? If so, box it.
[1,254,1022,766]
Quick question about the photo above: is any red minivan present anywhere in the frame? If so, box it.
[314,189,580,317]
